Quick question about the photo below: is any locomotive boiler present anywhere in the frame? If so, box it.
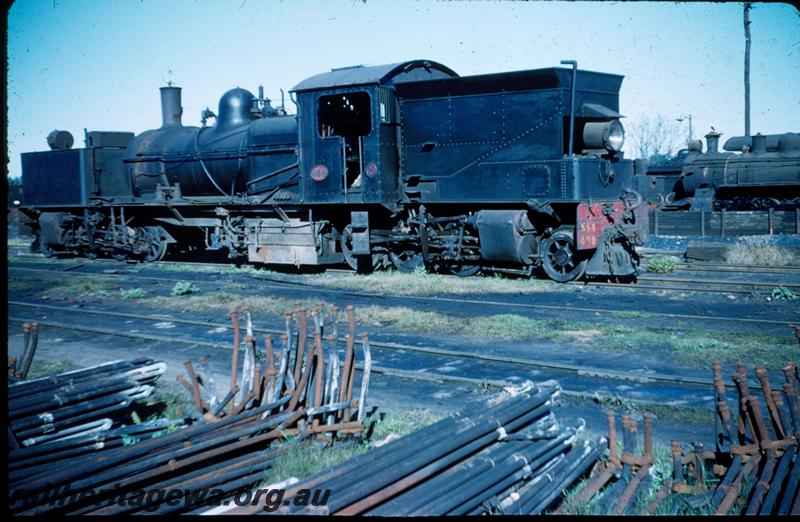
[19,59,648,282]
[645,130,800,211]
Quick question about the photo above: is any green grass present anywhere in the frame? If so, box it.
[171,281,201,296]
[133,381,194,422]
[142,262,268,277]
[8,276,39,291]
[149,293,314,315]
[15,260,793,369]
[263,439,372,485]
[44,275,114,296]
[25,359,80,378]
[262,409,441,485]
[148,290,796,367]
[119,287,148,299]
[309,270,561,297]
[770,286,798,301]
[590,396,714,426]
[369,409,441,439]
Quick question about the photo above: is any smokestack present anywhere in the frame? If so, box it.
[705,130,721,154]
[751,133,767,154]
[160,86,183,128]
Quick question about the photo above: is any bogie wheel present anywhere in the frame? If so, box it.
[142,226,168,262]
[389,248,424,273]
[340,225,381,273]
[541,229,586,282]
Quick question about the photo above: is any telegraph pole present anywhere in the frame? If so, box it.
[744,2,752,136]
[677,115,693,146]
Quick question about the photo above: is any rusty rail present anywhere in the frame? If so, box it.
[562,360,800,515]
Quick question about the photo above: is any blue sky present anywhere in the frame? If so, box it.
[6,0,800,177]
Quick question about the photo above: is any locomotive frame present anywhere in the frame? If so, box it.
[18,59,648,282]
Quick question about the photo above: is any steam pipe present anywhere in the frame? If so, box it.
[560,60,578,156]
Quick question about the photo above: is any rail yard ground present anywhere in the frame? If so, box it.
[6,234,800,514]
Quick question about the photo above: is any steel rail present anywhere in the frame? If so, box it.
[14,250,800,274]
[637,275,800,289]
[676,265,800,275]
[8,265,793,326]
[8,308,763,395]
[579,281,791,295]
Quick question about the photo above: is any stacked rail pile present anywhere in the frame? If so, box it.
[565,361,800,515]
[8,304,374,515]
[8,357,166,449]
[226,381,602,515]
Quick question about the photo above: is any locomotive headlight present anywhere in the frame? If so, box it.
[583,120,625,152]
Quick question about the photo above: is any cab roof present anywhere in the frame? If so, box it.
[292,60,458,93]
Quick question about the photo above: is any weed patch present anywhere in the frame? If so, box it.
[309,270,561,297]
[645,256,677,273]
[171,281,200,296]
[120,287,148,299]
[725,236,800,266]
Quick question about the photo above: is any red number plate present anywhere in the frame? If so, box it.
[576,201,625,250]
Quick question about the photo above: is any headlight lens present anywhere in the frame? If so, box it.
[583,120,625,152]
[606,120,624,151]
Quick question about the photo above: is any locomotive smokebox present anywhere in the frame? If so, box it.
[160,86,183,128]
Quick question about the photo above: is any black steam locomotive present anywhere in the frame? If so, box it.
[642,131,800,211]
[19,59,647,282]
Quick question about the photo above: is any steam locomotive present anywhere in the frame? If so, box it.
[18,59,647,282]
[642,131,800,211]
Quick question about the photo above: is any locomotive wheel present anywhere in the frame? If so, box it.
[541,230,586,283]
[389,248,424,273]
[142,227,168,262]
[447,262,481,277]
[341,225,381,273]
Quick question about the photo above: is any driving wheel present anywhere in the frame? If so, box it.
[141,226,168,262]
[541,230,586,282]
[340,225,381,273]
[389,248,424,273]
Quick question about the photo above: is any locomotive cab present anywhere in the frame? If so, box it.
[292,61,458,207]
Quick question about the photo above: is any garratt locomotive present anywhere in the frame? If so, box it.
[19,59,647,282]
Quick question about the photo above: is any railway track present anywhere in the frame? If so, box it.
[7,264,795,327]
[11,251,800,293]
[583,275,800,295]
[7,299,764,395]
[676,262,800,275]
